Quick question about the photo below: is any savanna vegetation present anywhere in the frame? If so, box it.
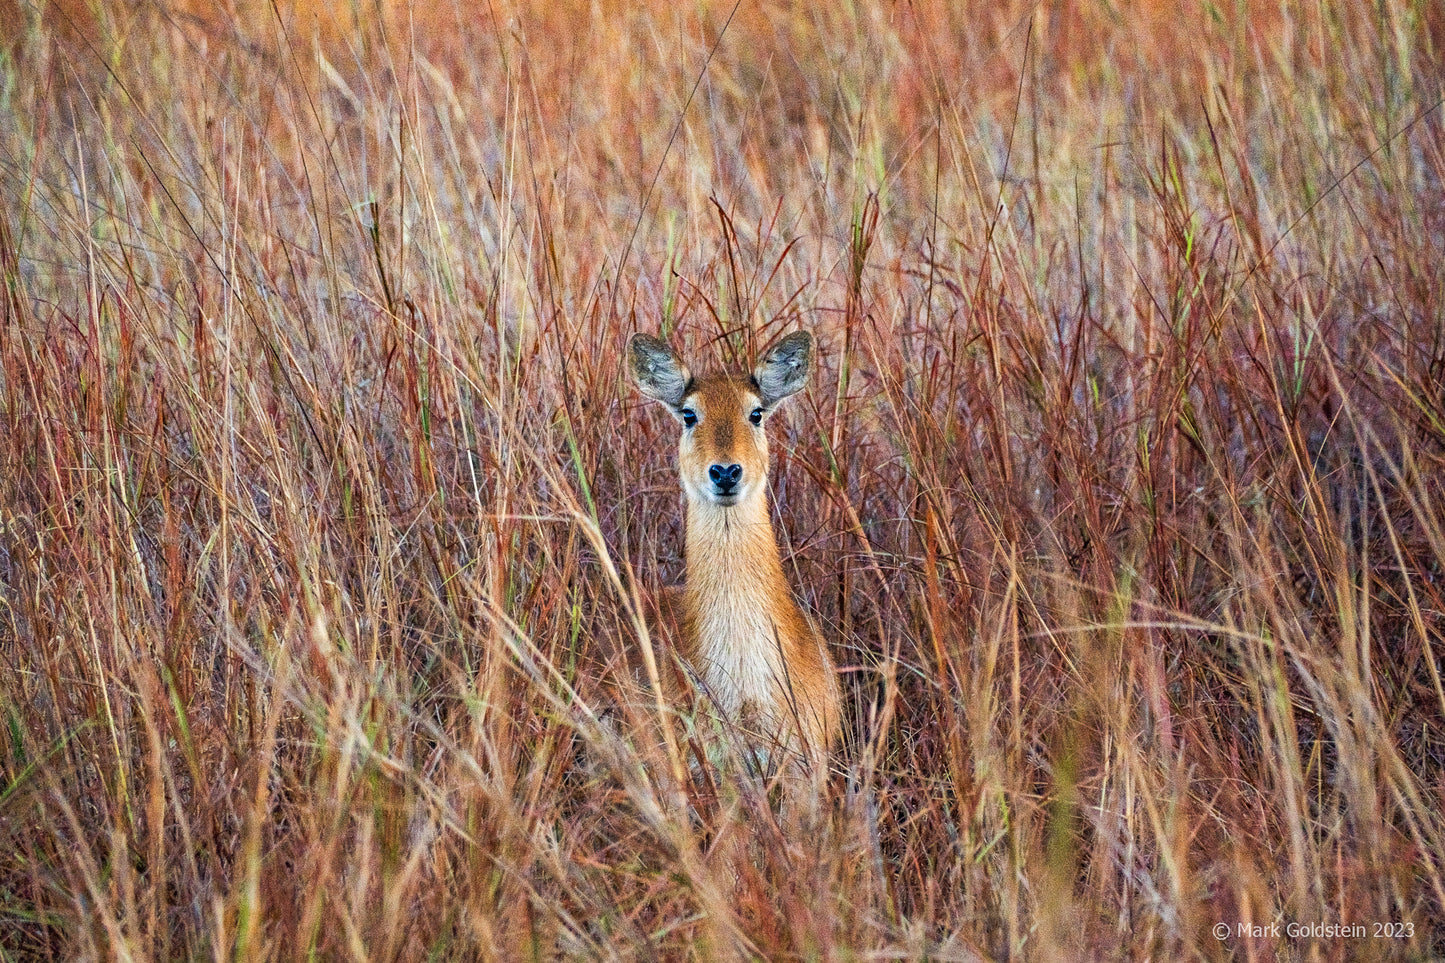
[1,0,1443,958]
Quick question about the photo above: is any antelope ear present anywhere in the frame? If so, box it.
[754,331,814,407]
[628,334,691,409]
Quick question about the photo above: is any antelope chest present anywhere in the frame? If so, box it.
[689,595,791,723]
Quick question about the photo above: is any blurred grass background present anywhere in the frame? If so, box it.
[1,0,1444,958]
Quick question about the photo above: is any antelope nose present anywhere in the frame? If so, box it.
[709,463,743,494]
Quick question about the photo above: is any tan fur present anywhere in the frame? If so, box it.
[629,333,841,776]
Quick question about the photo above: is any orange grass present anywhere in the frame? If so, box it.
[1,1,1444,959]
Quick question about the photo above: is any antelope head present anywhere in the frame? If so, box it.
[628,332,815,510]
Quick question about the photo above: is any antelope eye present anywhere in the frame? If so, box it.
[681,408,698,428]
[749,407,764,426]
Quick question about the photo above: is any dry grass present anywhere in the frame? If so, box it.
[1,0,1444,959]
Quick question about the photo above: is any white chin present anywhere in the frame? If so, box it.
[684,481,749,507]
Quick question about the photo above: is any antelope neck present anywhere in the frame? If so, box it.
[683,491,788,620]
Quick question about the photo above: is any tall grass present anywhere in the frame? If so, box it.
[1,0,1443,958]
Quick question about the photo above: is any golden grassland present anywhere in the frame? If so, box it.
[1,0,1444,958]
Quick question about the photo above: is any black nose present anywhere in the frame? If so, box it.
[709,463,743,494]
